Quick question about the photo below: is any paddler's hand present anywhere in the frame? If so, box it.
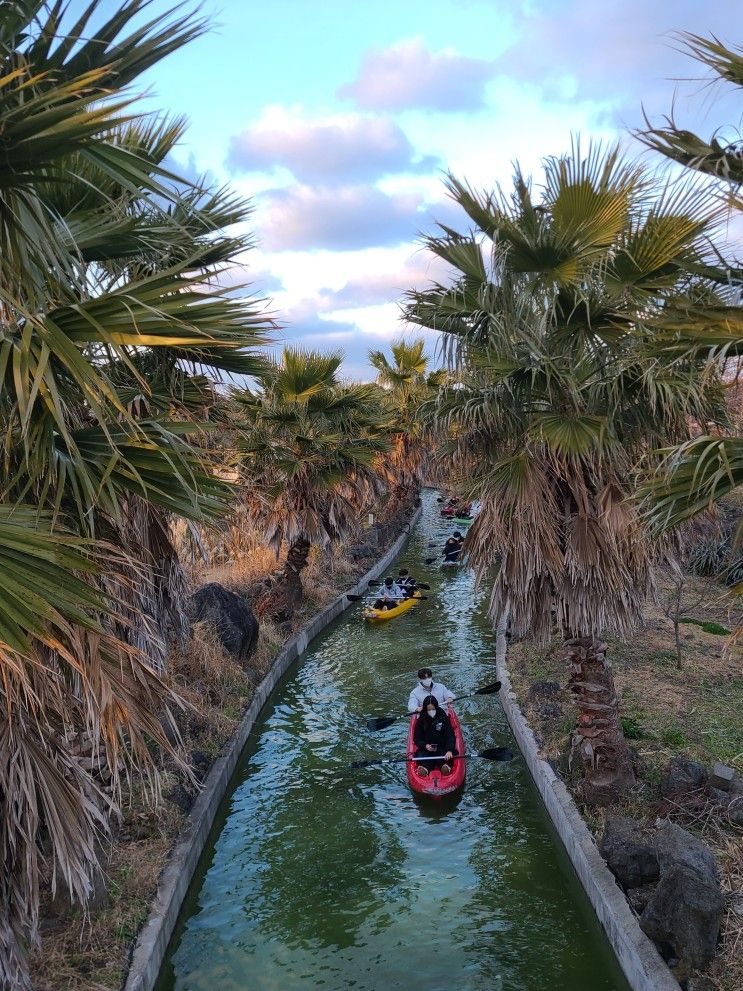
[425,744,437,752]
[444,751,453,761]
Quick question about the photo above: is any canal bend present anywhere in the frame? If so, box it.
[157,490,628,991]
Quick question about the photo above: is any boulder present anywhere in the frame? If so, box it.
[599,815,659,890]
[348,541,376,561]
[709,762,735,792]
[626,882,657,916]
[687,976,717,991]
[189,582,259,665]
[640,822,724,971]
[660,756,709,797]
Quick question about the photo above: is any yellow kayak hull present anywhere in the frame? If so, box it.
[362,591,421,622]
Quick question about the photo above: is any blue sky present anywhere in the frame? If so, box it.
[89,0,741,378]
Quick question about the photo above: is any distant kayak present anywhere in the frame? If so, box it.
[406,706,466,797]
[362,591,421,623]
[452,516,473,527]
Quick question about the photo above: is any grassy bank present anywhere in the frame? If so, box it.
[29,507,414,991]
[507,568,743,991]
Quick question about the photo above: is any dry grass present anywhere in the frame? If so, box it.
[31,782,185,991]
[507,566,743,991]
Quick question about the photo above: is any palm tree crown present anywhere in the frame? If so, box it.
[0,3,273,984]
[405,145,725,803]
[233,348,392,612]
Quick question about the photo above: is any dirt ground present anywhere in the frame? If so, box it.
[507,568,743,991]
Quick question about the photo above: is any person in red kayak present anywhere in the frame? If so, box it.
[407,667,455,713]
[413,696,456,777]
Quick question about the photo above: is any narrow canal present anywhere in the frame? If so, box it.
[157,490,629,991]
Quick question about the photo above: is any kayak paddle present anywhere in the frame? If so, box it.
[350,747,514,769]
[366,681,502,731]
[347,593,429,603]
[368,579,431,590]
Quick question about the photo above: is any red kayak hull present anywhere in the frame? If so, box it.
[406,706,466,798]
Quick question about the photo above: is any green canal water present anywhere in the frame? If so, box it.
[157,491,630,991]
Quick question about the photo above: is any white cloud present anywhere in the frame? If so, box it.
[228,105,438,183]
[256,183,427,251]
[339,37,497,111]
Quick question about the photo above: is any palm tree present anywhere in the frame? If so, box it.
[638,36,743,531]
[405,146,725,805]
[369,337,445,505]
[233,348,392,616]
[0,3,272,984]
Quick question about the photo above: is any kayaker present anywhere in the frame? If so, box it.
[395,568,418,597]
[413,695,456,777]
[443,532,464,562]
[372,576,405,610]
[407,667,455,713]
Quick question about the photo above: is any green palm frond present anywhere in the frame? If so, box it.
[641,436,743,532]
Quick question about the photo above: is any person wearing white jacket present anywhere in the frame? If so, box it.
[407,667,455,713]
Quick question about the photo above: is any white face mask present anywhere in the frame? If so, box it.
[427,708,437,718]
[421,678,432,688]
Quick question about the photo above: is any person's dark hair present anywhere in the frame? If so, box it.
[453,531,462,539]
[417,667,433,680]
[420,694,441,726]
[384,576,394,585]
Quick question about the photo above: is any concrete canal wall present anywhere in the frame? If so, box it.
[495,623,680,991]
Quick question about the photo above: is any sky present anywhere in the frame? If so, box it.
[87,0,741,379]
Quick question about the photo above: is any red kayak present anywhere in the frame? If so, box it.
[406,706,466,798]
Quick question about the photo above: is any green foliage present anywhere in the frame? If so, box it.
[639,36,743,531]
[406,143,723,642]
[679,617,731,636]
[620,716,646,740]
[661,725,689,747]
[233,348,392,565]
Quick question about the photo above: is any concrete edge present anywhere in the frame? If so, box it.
[123,509,422,991]
[494,624,680,991]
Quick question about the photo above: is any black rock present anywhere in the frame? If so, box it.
[660,756,709,798]
[626,882,657,916]
[167,783,194,813]
[599,815,660,890]
[189,582,259,665]
[190,750,211,780]
[348,542,376,561]
[687,976,717,991]
[640,822,724,970]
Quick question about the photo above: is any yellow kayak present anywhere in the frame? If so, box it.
[362,591,422,622]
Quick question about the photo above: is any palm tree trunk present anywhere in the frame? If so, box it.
[565,636,635,805]
[267,537,312,620]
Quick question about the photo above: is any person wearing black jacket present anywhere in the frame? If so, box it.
[413,695,456,777]
[443,532,464,562]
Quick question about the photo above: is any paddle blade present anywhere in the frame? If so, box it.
[366,716,398,731]
[479,747,514,762]
[416,582,431,590]
[347,593,364,602]
[425,557,438,565]
[350,759,374,769]
[475,681,502,696]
